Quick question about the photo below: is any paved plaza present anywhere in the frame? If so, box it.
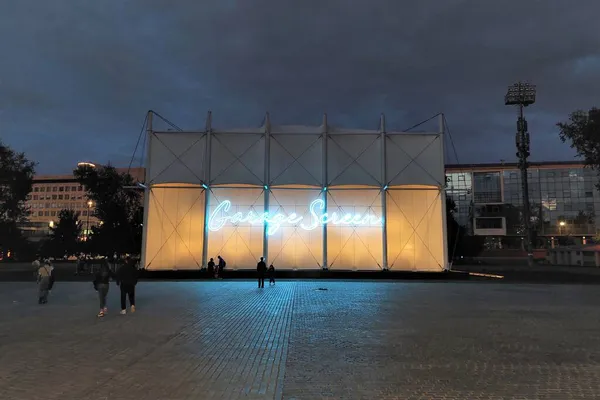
[1,281,600,399]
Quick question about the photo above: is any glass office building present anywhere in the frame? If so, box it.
[445,162,599,249]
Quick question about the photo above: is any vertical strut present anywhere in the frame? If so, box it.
[201,111,212,268]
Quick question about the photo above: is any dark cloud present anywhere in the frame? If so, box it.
[1,0,598,173]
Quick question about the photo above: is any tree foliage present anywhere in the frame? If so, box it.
[446,196,484,260]
[558,108,600,188]
[43,209,82,257]
[74,165,143,256]
[0,141,36,254]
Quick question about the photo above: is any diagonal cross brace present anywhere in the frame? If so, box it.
[386,135,443,187]
[387,190,443,269]
[211,135,265,184]
[149,134,206,185]
[328,136,382,185]
[270,135,322,185]
[146,189,203,268]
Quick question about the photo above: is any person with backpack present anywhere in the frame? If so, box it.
[36,258,54,304]
[116,256,139,315]
[93,259,116,317]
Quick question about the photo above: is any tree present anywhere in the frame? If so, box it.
[43,209,82,257]
[558,108,600,188]
[74,165,143,256]
[0,141,36,257]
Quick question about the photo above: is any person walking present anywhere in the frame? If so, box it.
[207,258,215,279]
[36,259,54,304]
[268,264,275,286]
[93,259,116,317]
[257,257,267,288]
[117,256,139,315]
[217,256,226,279]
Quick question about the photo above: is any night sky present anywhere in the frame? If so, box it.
[1,0,598,174]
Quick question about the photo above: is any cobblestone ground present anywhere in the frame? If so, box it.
[1,281,600,399]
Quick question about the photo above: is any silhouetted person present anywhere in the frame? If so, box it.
[93,260,116,317]
[257,257,267,288]
[207,258,215,278]
[117,256,138,315]
[217,256,226,279]
[268,264,275,286]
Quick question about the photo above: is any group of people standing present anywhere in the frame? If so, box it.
[256,257,275,288]
[206,255,226,279]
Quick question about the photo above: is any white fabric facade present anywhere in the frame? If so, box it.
[142,115,448,271]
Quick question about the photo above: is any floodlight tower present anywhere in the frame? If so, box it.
[505,82,536,267]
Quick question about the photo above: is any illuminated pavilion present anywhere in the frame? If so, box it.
[141,112,448,272]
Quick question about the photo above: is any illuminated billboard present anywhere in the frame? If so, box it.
[142,113,448,271]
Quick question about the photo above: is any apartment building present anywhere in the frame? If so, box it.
[21,163,145,240]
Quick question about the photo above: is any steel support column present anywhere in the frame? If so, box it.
[263,113,271,263]
[201,111,212,268]
[140,110,153,269]
[380,114,389,270]
[322,113,328,270]
[439,114,450,270]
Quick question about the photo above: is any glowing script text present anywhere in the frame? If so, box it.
[208,199,382,235]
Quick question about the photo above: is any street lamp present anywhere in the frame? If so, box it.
[505,82,536,267]
[559,220,566,236]
[85,200,93,241]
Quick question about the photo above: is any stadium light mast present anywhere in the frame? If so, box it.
[505,82,536,267]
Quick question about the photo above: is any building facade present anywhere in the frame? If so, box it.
[22,163,144,240]
[445,161,599,249]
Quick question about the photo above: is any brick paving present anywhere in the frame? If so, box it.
[1,281,600,399]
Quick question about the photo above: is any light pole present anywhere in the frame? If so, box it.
[85,200,93,241]
[505,82,536,267]
[559,220,566,236]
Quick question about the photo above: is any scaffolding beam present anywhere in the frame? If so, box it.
[201,111,212,268]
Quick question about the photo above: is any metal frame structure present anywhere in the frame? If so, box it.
[141,113,448,272]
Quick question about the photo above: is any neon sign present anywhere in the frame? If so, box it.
[208,199,382,235]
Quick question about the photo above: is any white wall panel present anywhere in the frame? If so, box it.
[206,187,264,269]
[386,134,444,187]
[327,135,381,186]
[144,186,205,270]
[269,135,322,186]
[210,133,265,185]
[267,189,323,269]
[326,189,383,270]
[148,133,206,184]
[386,188,444,271]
